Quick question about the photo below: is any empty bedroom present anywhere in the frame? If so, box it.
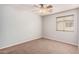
[0,4,79,54]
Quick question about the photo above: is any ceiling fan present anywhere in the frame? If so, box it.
[33,4,53,15]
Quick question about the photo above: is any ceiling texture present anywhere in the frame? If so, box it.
[12,4,79,16]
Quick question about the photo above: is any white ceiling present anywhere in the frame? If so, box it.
[13,4,79,16]
[51,4,79,14]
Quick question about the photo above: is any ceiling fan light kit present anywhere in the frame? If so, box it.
[34,4,53,15]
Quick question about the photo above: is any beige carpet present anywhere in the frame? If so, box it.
[0,38,78,54]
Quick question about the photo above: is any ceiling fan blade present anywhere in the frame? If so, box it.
[34,4,41,8]
[40,4,44,8]
[47,5,53,8]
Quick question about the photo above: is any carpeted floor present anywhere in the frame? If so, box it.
[0,38,78,54]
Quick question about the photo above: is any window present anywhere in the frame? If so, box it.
[56,15,74,32]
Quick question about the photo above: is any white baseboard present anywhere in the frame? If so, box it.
[0,36,77,49]
[43,36,78,46]
[0,36,41,49]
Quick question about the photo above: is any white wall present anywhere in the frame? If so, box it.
[77,8,79,47]
[43,9,78,45]
[0,5,42,48]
